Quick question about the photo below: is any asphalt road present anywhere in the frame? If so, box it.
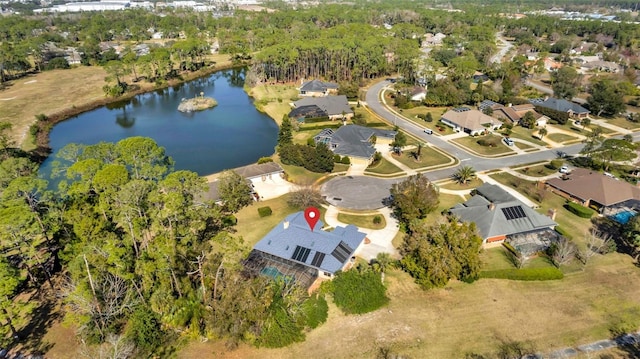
[324,80,640,210]
[365,80,586,180]
[524,79,587,105]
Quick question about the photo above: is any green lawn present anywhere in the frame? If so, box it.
[480,247,558,271]
[452,134,515,156]
[480,247,514,271]
[394,106,454,135]
[278,161,328,186]
[234,194,297,248]
[392,146,452,169]
[365,157,404,175]
[422,193,466,227]
[337,212,386,230]
[332,163,349,173]
[516,163,557,177]
[605,116,640,131]
[437,178,483,191]
[246,84,298,124]
[514,141,534,150]
[546,133,579,144]
[502,126,548,146]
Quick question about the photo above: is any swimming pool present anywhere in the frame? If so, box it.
[611,210,637,225]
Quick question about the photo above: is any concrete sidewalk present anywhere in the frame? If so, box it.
[375,144,417,176]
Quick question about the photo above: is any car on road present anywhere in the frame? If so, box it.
[424,128,433,134]
[559,165,569,174]
[503,137,514,146]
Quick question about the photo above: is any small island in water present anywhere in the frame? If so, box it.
[178,93,218,113]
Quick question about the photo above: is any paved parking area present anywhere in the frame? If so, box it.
[321,176,398,210]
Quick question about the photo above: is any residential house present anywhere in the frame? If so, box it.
[133,44,150,57]
[570,42,598,55]
[579,60,622,74]
[530,97,590,119]
[472,71,490,84]
[482,101,548,127]
[450,184,558,255]
[410,86,427,101]
[313,125,396,165]
[244,211,368,289]
[64,51,82,65]
[298,79,339,97]
[291,95,353,121]
[525,51,540,61]
[440,108,502,135]
[543,57,563,71]
[204,162,285,203]
[545,168,640,213]
[422,32,446,47]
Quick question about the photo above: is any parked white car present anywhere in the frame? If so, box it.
[559,166,569,174]
[503,137,514,146]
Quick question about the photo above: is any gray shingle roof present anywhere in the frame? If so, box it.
[450,184,557,240]
[293,95,353,117]
[531,97,589,114]
[300,79,339,92]
[231,162,283,180]
[253,211,367,274]
[316,124,396,159]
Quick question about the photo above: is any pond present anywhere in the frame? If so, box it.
[40,68,278,178]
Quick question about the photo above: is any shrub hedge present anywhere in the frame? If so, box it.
[555,226,570,237]
[302,116,331,123]
[331,270,389,314]
[257,206,272,217]
[480,267,564,281]
[564,201,595,218]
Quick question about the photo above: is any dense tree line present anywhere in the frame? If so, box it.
[0,132,330,352]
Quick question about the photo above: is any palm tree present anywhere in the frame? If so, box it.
[371,252,394,283]
[453,165,476,185]
[538,127,548,139]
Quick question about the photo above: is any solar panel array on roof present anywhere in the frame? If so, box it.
[501,206,526,220]
[291,245,311,263]
[453,107,471,112]
[310,252,325,267]
[331,241,353,263]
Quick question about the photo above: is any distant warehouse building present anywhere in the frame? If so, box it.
[34,1,130,13]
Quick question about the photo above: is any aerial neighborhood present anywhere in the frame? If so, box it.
[3,0,640,358]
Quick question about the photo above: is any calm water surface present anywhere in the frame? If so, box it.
[40,68,278,177]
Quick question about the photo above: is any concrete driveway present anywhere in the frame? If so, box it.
[321,175,398,210]
[324,206,400,260]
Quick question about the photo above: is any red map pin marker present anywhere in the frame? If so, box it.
[304,207,320,232]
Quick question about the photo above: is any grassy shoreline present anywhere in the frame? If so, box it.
[28,59,239,156]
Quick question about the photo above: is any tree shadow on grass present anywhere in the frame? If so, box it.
[617,343,640,358]
[13,288,62,356]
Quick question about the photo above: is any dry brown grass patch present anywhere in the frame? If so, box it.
[0,67,108,149]
[171,253,640,359]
